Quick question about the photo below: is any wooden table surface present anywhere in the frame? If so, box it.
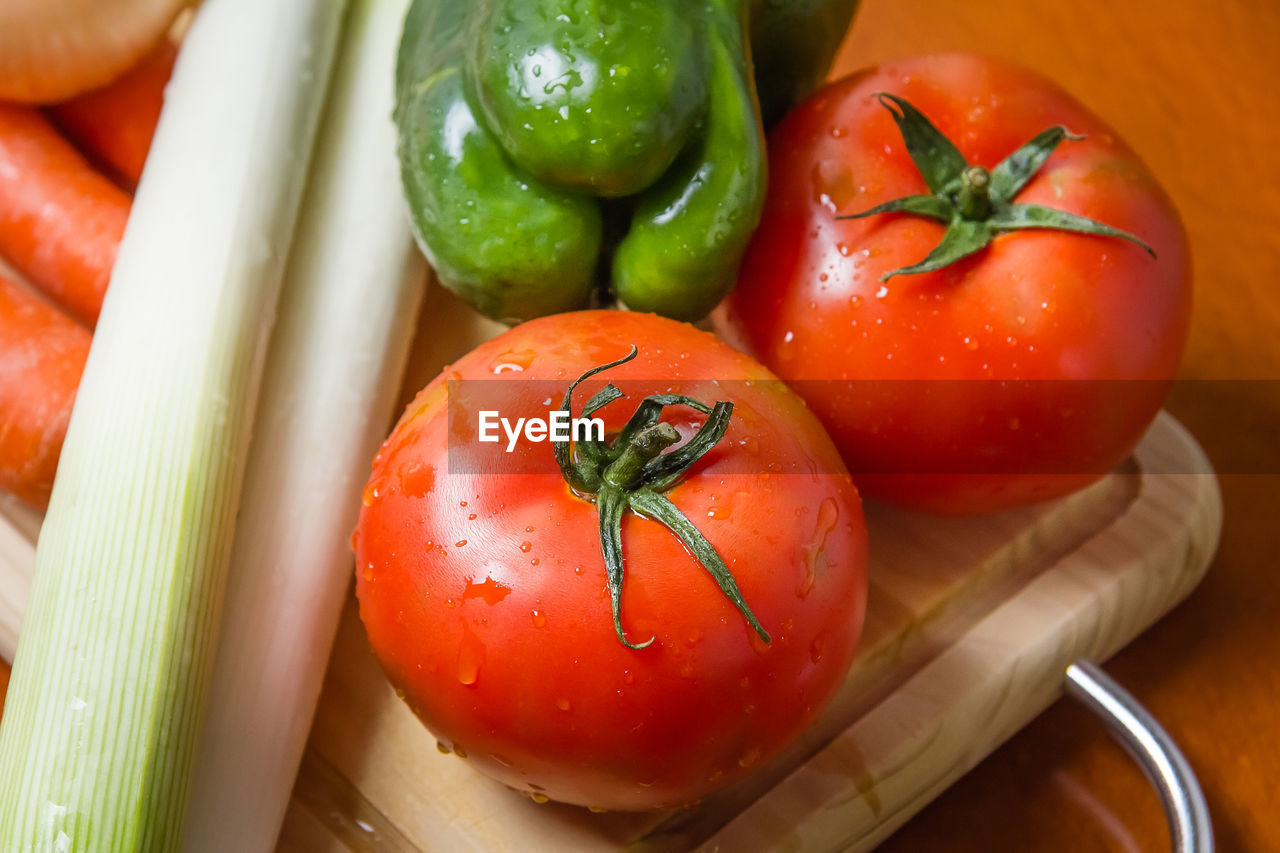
[2,1,1277,850]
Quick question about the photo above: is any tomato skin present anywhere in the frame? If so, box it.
[354,311,867,810]
[716,53,1192,514]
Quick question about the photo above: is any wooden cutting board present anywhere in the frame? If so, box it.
[266,408,1218,852]
[0,290,1222,852]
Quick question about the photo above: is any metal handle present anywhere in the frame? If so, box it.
[1065,660,1213,853]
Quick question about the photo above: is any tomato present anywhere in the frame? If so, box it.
[353,310,867,810]
[715,53,1192,514]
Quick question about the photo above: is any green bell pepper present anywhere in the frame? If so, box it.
[395,0,857,323]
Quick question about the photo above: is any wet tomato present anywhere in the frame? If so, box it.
[717,53,1191,514]
[353,310,867,810]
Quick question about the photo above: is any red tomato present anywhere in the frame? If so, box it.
[353,311,867,810]
[716,53,1191,514]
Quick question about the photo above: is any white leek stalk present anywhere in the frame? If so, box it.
[0,0,347,848]
[181,0,425,846]
[0,505,34,661]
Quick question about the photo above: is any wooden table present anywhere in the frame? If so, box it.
[833,1,1280,850]
[2,1,1277,850]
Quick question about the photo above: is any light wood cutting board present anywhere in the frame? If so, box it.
[0,289,1222,852]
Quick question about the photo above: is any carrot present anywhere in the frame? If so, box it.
[0,104,130,328]
[0,0,187,103]
[0,273,90,509]
[50,38,177,189]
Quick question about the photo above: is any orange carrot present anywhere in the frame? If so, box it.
[50,38,177,189]
[0,104,130,327]
[0,273,90,509]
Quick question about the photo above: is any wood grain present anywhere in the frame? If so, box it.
[831,2,1280,850]
[704,414,1219,852]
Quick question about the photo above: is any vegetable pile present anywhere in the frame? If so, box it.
[0,0,1196,845]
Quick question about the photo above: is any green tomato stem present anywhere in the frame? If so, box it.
[955,165,992,220]
[551,348,769,649]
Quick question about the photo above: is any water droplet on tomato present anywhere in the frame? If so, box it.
[531,610,547,628]
[555,697,571,711]
[622,669,635,685]
[530,792,549,804]
[453,744,468,759]
[456,630,485,685]
[810,632,827,663]
[349,529,360,551]
[798,498,840,597]
[492,349,537,374]
[468,513,477,520]
[436,741,452,754]
[463,576,512,605]
[520,541,533,553]
[706,505,731,520]
[588,806,608,814]
[811,159,859,210]
[737,747,761,768]
[399,462,435,498]
[455,539,468,548]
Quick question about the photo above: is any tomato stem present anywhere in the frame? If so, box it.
[955,165,991,220]
[837,93,1155,279]
[553,348,771,649]
[603,423,681,489]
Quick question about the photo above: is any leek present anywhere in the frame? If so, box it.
[0,0,347,848]
[181,0,425,846]
[0,507,34,662]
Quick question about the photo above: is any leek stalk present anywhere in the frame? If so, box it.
[0,0,348,847]
[181,0,425,846]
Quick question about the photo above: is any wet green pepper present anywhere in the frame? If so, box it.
[395,0,856,323]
